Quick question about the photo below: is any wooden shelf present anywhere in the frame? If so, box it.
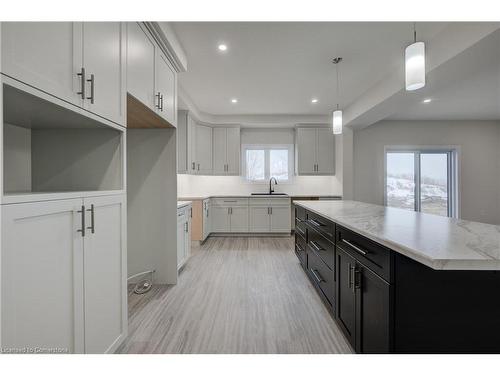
[127,93,175,129]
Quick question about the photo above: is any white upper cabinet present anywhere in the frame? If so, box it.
[212,127,240,176]
[212,127,227,175]
[296,127,335,175]
[315,128,336,174]
[126,22,177,127]
[155,51,177,126]
[195,124,213,174]
[81,22,126,126]
[177,110,188,173]
[1,22,81,107]
[1,22,126,127]
[187,115,197,173]
[126,22,155,109]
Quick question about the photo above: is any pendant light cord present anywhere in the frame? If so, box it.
[413,22,417,43]
[336,63,340,110]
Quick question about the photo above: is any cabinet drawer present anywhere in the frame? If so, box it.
[295,205,306,221]
[308,227,335,270]
[295,234,307,267]
[211,197,248,207]
[307,247,334,306]
[336,225,392,282]
[306,211,335,241]
[295,219,307,240]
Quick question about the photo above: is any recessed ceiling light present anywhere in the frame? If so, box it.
[311,98,318,103]
[423,98,432,103]
[231,98,238,103]
[218,44,228,51]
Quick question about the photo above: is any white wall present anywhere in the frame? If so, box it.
[178,127,343,197]
[353,120,500,225]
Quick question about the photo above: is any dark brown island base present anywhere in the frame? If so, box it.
[294,202,500,354]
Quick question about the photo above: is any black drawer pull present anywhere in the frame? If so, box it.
[295,217,304,223]
[311,269,324,283]
[296,227,305,236]
[310,240,324,252]
[296,243,304,252]
[308,219,325,227]
[342,238,368,256]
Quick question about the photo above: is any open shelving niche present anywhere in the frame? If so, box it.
[1,79,125,205]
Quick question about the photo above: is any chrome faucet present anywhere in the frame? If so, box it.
[269,177,278,194]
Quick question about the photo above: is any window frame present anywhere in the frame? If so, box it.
[241,143,294,184]
[383,145,460,218]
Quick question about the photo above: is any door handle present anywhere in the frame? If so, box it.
[349,264,357,293]
[86,204,95,234]
[86,73,95,104]
[160,94,164,112]
[311,269,324,284]
[77,67,86,99]
[197,163,200,171]
[77,205,85,237]
[192,162,195,170]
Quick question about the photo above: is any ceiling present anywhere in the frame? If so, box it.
[388,28,500,121]
[171,22,448,116]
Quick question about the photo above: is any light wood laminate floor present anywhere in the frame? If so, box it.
[116,236,352,354]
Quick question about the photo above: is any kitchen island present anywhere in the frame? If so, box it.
[294,200,500,354]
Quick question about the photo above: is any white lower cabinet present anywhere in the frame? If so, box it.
[210,199,249,233]
[249,207,271,232]
[177,205,191,270]
[211,206,230,232]
[0,194,127,353]
[248,198,291,233]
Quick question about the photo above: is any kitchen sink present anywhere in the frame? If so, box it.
[251,193,288,196]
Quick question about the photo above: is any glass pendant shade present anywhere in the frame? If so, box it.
[405,41,425,91]
[333,110,342,135]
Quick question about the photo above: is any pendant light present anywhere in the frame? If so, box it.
[332,57,343,135]
[405,23,425,91]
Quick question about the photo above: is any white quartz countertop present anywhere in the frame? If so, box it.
[294,200,500,271]
[177,200,192,209]
[178,194,341,200]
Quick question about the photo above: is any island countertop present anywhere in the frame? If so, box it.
[294,200,500,271]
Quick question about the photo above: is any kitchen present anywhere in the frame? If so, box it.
[1,7,500,370]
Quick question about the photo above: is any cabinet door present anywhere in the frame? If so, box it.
[1,199,85,353]
[1,22,81,106]
[226,127,240,175]
[212,127,227,175]
[296,128,317,174]
[177,210,187,268]
[126,22,155,110]
[230,206,249,232]
[177,111,188,173]
[249,206,271,232]
[316,128,335,175]
[270,206,291,233]
[83,195,126,353]
[357,265,391,353]
[155,51,177,126]
[184,215,191,262]
[82,22,126,125]
[335,247,356,349]
[187,115,197,173]
[202,200,210,240]
[211,207,230,232]
[196,124,213,174]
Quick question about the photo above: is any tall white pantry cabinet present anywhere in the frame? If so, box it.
[0,22,129,353]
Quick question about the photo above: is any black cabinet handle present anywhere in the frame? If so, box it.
[160,94,164,111]
[296,243,304,252]
[296,227,305,236]
[77,205,85,237]
[348,264,355,293]
[310,240,324,252]
[86,204,95,234]
[86,73,95,104]
[77,67,86,99]
[311,269,324,283]
[342,238,368,256]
